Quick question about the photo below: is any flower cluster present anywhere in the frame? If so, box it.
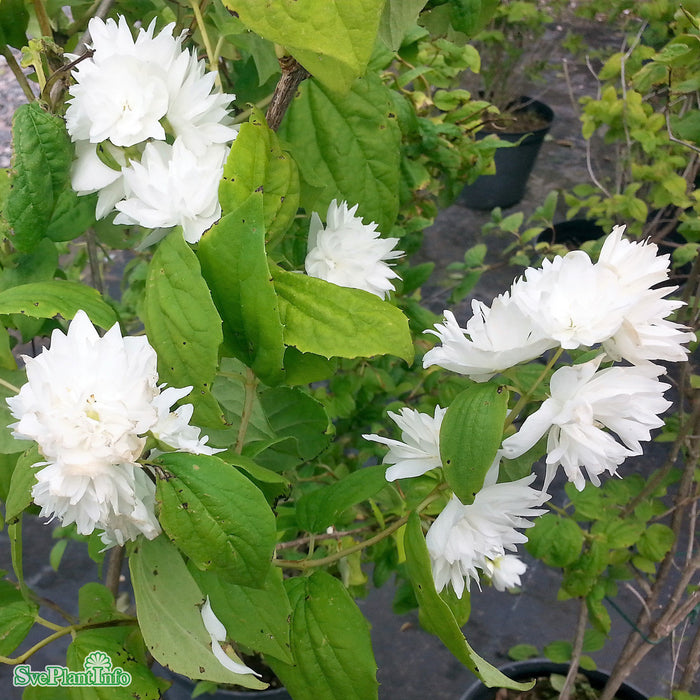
[305,200,403,299]
[425,226,692,490]
[365,409,547,596]
[366,226,693,598]
[66,16,237,243]
[7,311,219,548]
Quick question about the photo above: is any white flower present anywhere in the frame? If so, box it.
[70,141,127,219]
[597,225,672,295]
[114,139,228,243]
[8,310,159,470]
[423,294,556,382]
[6,310,217,546]
[602,291,695,365]
[501,357,672,491]
[597,225,694,364]
[305,200,403,299]
[165,49,238,155]
[98,465,161,548]
[485,555,527,592]
[65,15,236,235]
[511,252,629,350]
[151,387,223,455]
[66,17,177,147]
[200,597,259,677]
[363,406,446,481]
[426,460,548,598]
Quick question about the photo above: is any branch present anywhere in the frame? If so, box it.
[104,545,124,598]
[265,55,310,131]
[559,599,588,700]
[0,45,36,102]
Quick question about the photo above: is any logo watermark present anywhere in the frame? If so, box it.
[13,650,132,688]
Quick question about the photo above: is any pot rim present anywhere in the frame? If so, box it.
[459,659,648,700]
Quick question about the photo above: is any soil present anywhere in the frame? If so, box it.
[481,102,553,134]
[494,675,603,700]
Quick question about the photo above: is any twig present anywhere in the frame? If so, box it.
[33,0,53,39]
[0,45,36,102]
[74,0,116,55]
[265,55,310,131]
[276,524,374,551]
[235,368,258,454]
[85,228,104,295]
[104,545,124,597]
[559,599,588,700]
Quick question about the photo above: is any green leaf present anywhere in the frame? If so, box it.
[278,75,401,234]
[404,513,533,690]
[267,570,378,700]
[4,446,43,524]
[129,534,267,690]
[637,523,674,562]
[0,0,29,48]
[296,464,388,532]
[198,196,285,385]
[260,386,331,463]
[525,514,585,568]
[67,626,170,700]
[45,188,97,242]
[223,0,385,92]
[144,231,224,426]
[378,0,427,50]
[219,111,300,241]
[283,347,338,385]
[155,452,275,588]
[450,0,499,36]
[508,644,539,661]
[0,280,117,330]
[561,539,609,598]
[272,267,414,364]
[78,582,122,623]
[544,640,572,663]
[192,566,293,664]
[439,383,508,504]
[49,539,67,571]
[0,579,38,655]
[7,103,74,252]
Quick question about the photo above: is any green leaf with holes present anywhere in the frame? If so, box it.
[219,110,299,241]
[192,566,293,664]
[144,231,224,427]
[439,383,509,504]
[278,75,401,234]
[0,281,117,329]
[155,452,275,588]
[130,534,266,689]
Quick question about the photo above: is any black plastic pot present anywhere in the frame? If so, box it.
[460,97,554,210]
[161,670,292,700]
[459,660,647,700]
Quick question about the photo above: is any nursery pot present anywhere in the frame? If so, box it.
[460,97,554,210]
[459,660,647,700]
[161,670,292,700]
